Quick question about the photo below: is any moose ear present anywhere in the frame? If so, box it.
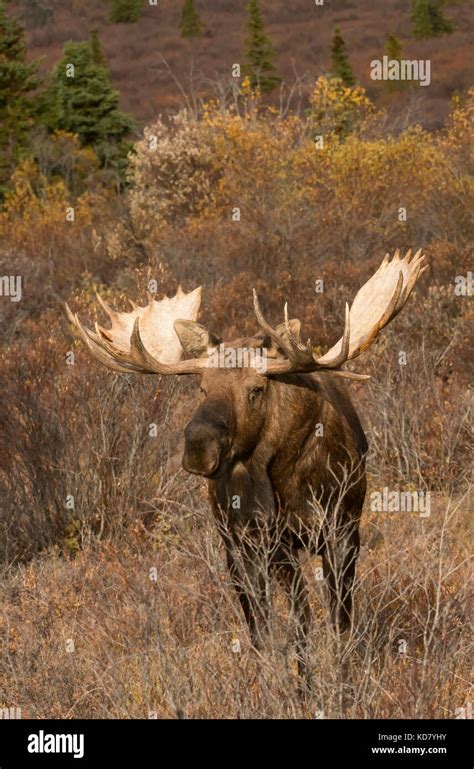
[263,319,301,358]
[174,319,221,359]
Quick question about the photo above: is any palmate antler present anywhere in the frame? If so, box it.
[65,286,211,375]
[253,248,427,378]
[66,249,427,379]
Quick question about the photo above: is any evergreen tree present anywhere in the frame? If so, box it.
[0,2,41,196]
[385,33,403,62]
[330,28,355,87]
[411,0,455,39]
[243,0,281,94]
[90,30,106,68]
[179,0,203,38]
[384,33,404,92]
[429,0,455,34]
[45,41,135,177]
[109,0,143,24]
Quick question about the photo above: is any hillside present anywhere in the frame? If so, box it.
[10,0,474,128]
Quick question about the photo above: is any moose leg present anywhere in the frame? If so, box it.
[274,551,312,690]
[322,520,360,635]
[212,462,276,650]
[225,543,270,650]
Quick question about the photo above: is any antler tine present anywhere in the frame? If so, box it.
[284,303,301,352]
[254,290,316,369]
[66,304,145,374]
[394,248,427,317]
[284,303,313,356]
[314,302,351,368]
[95,293,119,321]
[253,290,299,362]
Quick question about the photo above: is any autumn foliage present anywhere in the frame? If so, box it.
[0,79,472,718]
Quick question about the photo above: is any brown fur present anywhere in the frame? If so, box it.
[182,338,368,687]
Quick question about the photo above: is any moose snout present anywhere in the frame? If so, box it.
[182,420,228,477]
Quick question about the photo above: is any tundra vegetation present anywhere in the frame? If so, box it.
[0,73,472,717]
[66,246,428,695]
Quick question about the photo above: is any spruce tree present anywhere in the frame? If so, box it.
[90,30,106,68]
[45,41,135,177]
[109,0,143,24]
[179,0,203,38]
[384,33,403,91]
[0,2,41,196]
[429,0,455,35]
[386,33,403,62]
[243,0,281,94]
[330,28,355,87]
[411,0,454,39]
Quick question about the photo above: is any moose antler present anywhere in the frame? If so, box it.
[65,286,213,375]
[253,249,427,378]
[67,249,426,381]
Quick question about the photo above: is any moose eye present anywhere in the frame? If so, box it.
[249,385,264,402]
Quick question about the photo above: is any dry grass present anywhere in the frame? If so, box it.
[0,484,470,718]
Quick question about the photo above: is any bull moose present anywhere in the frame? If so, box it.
[66,249,426,685]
